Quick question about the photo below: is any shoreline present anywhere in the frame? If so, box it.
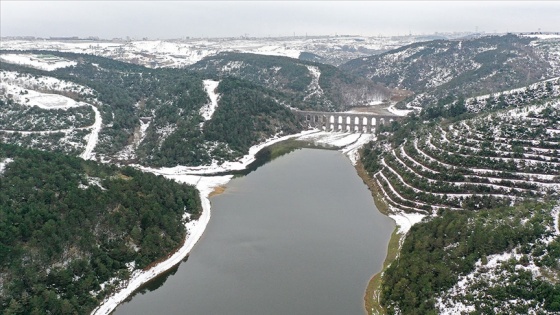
[90,130,382,315]
[354,157,425,315]
[90,132,318,315]
[353,158,398,315]
[90,174,231,315]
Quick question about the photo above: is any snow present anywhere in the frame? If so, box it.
[78,176,106,190]
[340,133,376,165]
[0,35,423,68]
[521,34,560,40]
[297,131,362,148]
[388,211,426,235]
[0,53,77,71]
[1,83,83,109]
[199,80,220,121]
[79,105,101,160]
[303,65,324,101]
[0,158,14,175]
[386,104,413,116]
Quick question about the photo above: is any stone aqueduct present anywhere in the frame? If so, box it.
[292,110,402,133]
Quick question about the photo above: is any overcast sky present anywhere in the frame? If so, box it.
[1,1,559,39]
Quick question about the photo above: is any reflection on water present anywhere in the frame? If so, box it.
[115,149,394,315]
[123,255,188,302]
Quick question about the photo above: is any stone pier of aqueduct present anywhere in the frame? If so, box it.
[292,110,401,133]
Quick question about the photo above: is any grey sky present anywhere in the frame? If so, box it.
[1,1,559,39]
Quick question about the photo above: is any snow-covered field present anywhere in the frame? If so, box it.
[2,85,83,109]
[0,53,76,71]
[0,35,424,68]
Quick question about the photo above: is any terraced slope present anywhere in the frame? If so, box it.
[370,99,560,215]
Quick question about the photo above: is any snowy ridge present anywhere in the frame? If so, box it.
[463,76,560,113]
[1,36,422,68]
[0,71,96,97]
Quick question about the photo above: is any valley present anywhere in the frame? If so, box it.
[1,32,560,315]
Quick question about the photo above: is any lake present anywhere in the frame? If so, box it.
[114,148,395,315]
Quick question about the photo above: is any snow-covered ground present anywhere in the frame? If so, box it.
[114,118,152,161]
[303,65,324,101]
[0,53,76,71]
[0,158,14,175]
[1,81,84,109]
[386,104,413,116]
[435,205,560,314]
[389,211,426,235]
[0,35,424,68]
[199,79,220,122]
[80,105,102,160]
[0,70,96,96]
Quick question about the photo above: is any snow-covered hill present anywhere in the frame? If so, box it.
[342,34,560,109]
[0,35,426,68]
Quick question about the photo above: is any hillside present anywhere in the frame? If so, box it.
[361,79,560,314]
[0,51,303,167]
[0,144,201,314]
[363,95,560,214]
[0,35,426,68]
[383,201,560,314]
[187,52,391,111]
[342,34,559,109]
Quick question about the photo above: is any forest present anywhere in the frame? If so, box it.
[0,51,307,167]
[0,144,201,314]
[187,51,390,111]
[381,202,560,314]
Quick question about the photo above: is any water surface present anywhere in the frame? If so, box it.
[115,148,395,315]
